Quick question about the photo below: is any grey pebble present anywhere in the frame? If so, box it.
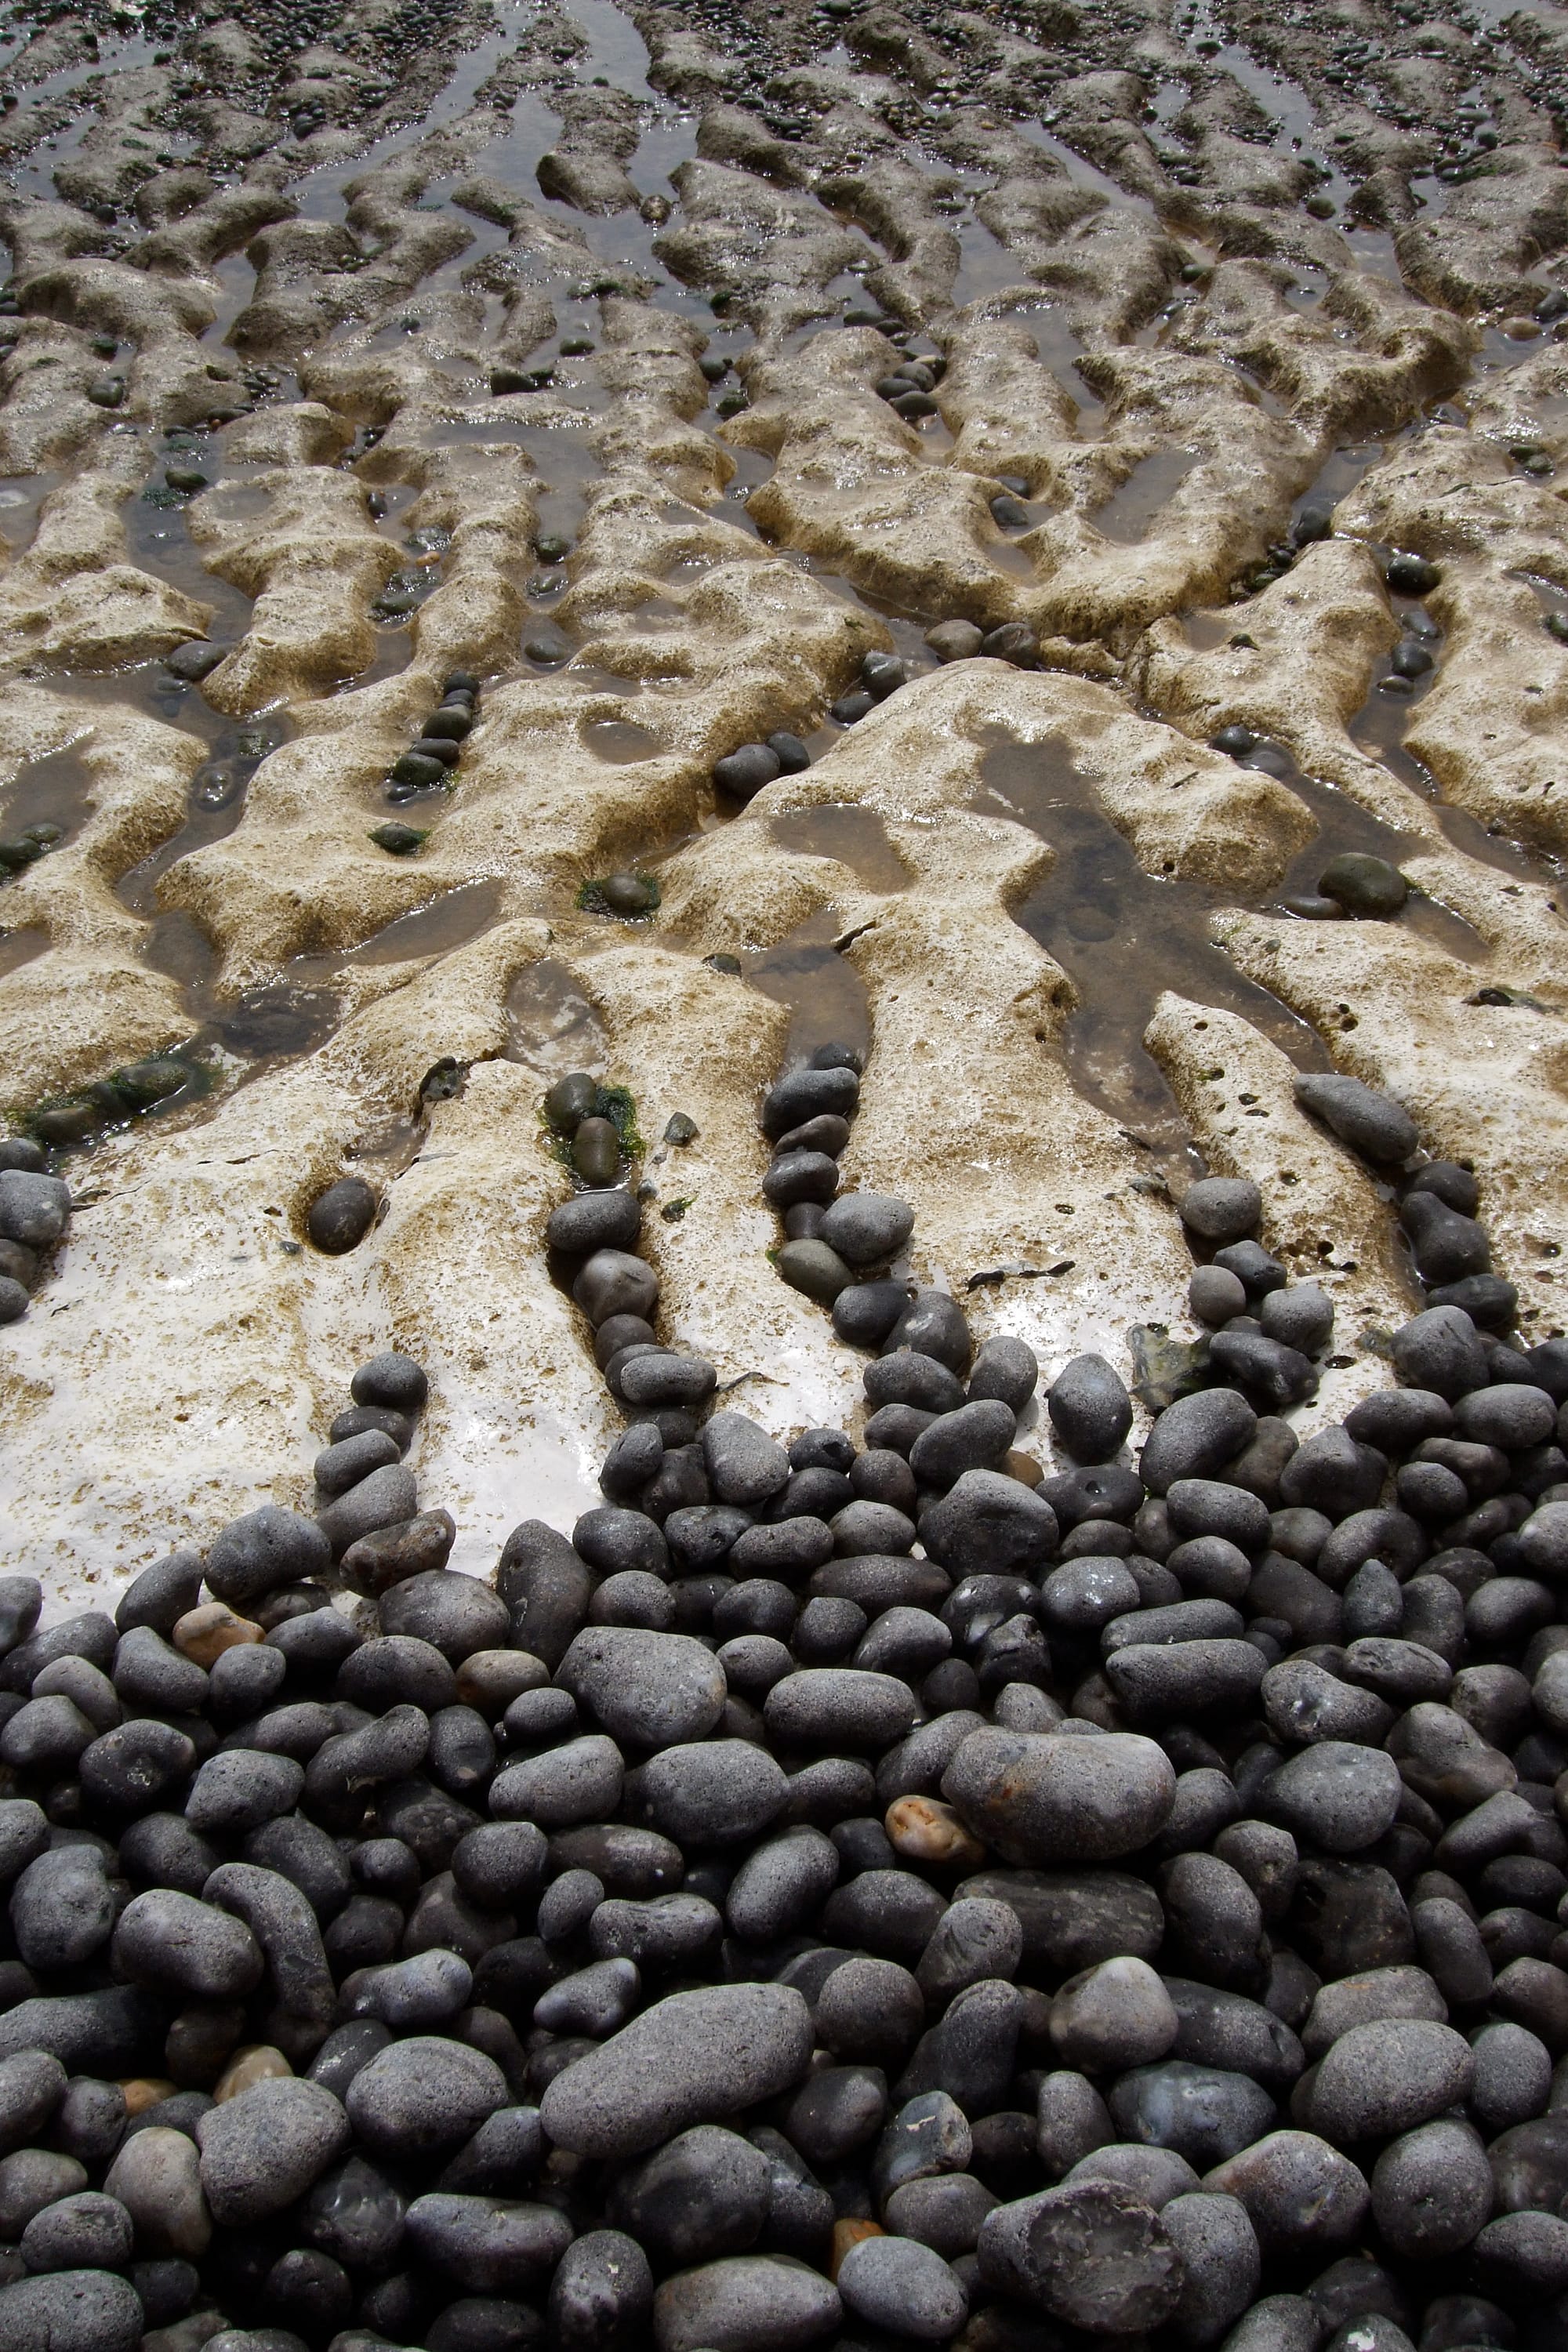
[539,1984,813,2158]
[195,2078,348,2223]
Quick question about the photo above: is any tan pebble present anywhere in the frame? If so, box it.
[213,2045,292,2102]
[456,1648,549,1716]
[118,2076,178,2115]
[1503,315,1541,339]
[831,2217,883,2278]
[173,1602,262,1666]
[884,1795,986,1870]
[1004,1450,1042,1487]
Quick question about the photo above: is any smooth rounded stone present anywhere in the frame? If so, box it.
[114,1552,204,1639]
[19,2189,133,2274]
[978,2176,1183,2333]
[1291,1073,1420,1167]
[0,1987,160,2074]
[871,2089,974,2212]
[1261,1287,1335,1356]
[713,742,782,798]
[1191,1265,1248,1326]
[837,2232,967,2342]
[379,1570,510,1662]
[908,1401,1016,1492]
[112,1889,263,2001]
[346,2038,507,2160]
[318,1465,419,1558]
[573,1508,670,1583]
[0,2271,143,2352]
[546,1189,641,1255]
[590,1893,722,1969]
[609,2125,771,2264]
[535,1955,641,2038]
[1454,1381,1557,1450]
[1218,2296,1323,2352]
[557,1628,725,1748]
[573,1249,659,1327]
[820,1867,949,1964]
[112,1625,209,1716]
[1162,2191,1261,2347]
[1051,1958,1177,2073]
[0,2054,65,2158]
[1166,1479,1271,1553]
[1401,1191,1491,1285]
[10,1847,113,1972]
[186,1748,305,1837]
[0,1170,70,1249]
[702,1412,789,1505]
[591,1570,677,1630]
[1142,1392,1258,1495]
[1040,1558,1142,1638]
[490,1734,623,1828]
[1048,1356,1134,1463]
[1521,1499,1568,1578]
[631,1738,786,1846]
[307,1179,378,1255]
[944,1730,1176,1864]
[1258,1743,1402,1853]
[195,2078,348,2224]
[1203,2131,1370,2252]
[338,1633,456,1715]
[103,2126,210,2258]
[540,1984,812,2159]
[1472,2209,1568,2293]
[864,1352,967,1419]
[1371,2118,1494,2257]
[833,1280,914,1349]
[818,1192,915,1268]
[0,2151,88,2243]
[1072,2145,1203,2209]
[726,1827,840,1943]
[1390,1305,1489,1401]
[1110,2062,1277,2168]
[919,1472,1059,1579]
[1306,2017,1473,2142]
[764,1668,916,1751]
[1105,1639,1266,1722]
[548,2228,652,2349]
[813,1956,926,2070]
[1179,1178,1262,1243]
[651,2252,840,2352]
[830,1501,917,1559]
[1469,2020,1552,2132]
[776,1238,851,1302]
[205,1508,331,1608]
[614,1354,717,1414]
[927,618,985,660]
[313,1428,401,1497]
[404,2192,572,2291]
[0,1695,95,1774]
[1319,851,1408,918]
[1260,1660,1393,1749]
[885,1290,974,1375]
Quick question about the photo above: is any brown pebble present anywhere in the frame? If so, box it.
[885,1794,986,1870]
[174,1602,263,1666]
[118,2077,178,2116]
[831,2218,883,2278]
[1004,1449,1043,1486]
[213,2045,292,2103]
